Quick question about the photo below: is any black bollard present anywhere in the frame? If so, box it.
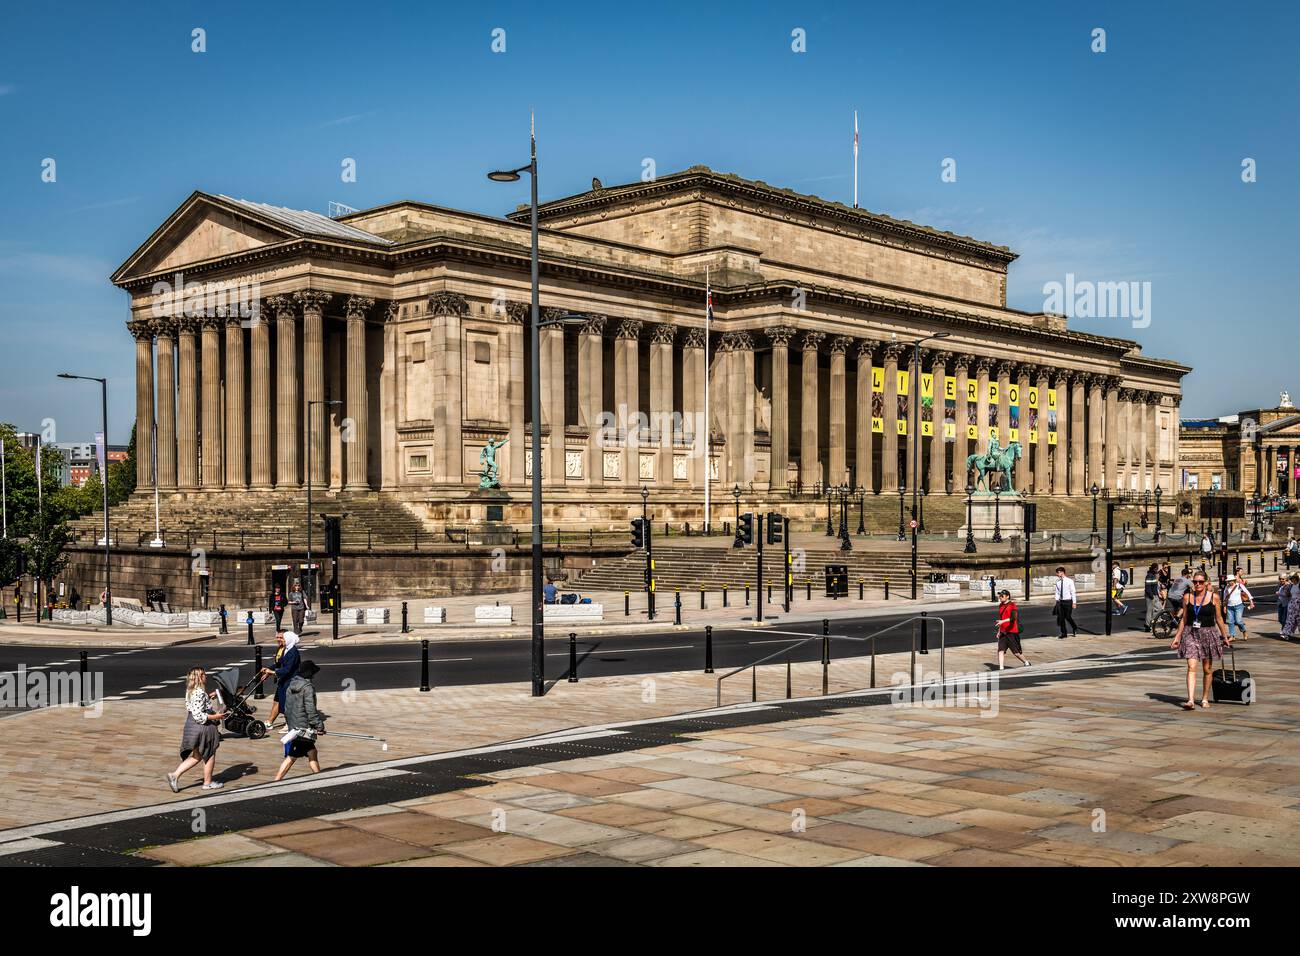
[884,579,890,601]
[625,591,630,617]
[920,610,929,655]
[723,585,728,608]
[745,584,750,606]
[254,646,265,698]
[246,612,254,646]
[401,601,409,633]
[419,639,431,692]
[79,650,88,707]
[859,579,864,600]
[767,582,773,602]
[705,625,714,674]
[822,618,829,636]
[674,588,681,625]
[568,632,579,683]
[806,580,812,601]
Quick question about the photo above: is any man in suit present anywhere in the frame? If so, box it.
[1053,566,1078,639]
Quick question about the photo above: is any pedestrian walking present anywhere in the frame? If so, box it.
[166,667,228,792]
[1169,570,1230,711]
[1282,574,1300,639]
[289,582,309,634]
[1052,567,1077,639]
[994,589,1030,669]
[259,630,301,730]
[1286,535,1298,570]
[1277,575,1292,628]
[270,586,285,631]
[1224,570,1254,641]
[1166,567,1192,615]
[1143,563,1162,632]
[274,660,326,781]
[218,603,229,634]
[1200,532,1214,561]
[1111,564,1129,616]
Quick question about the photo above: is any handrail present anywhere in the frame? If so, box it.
[715,613,946,707]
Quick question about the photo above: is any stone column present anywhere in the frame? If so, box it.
[882,343,903,492]
[153,318,177,490]
[974,358,992,457]
[952,355,970,491]
[129,319,154,488]
[344,295,373,490]
[223,316,246,489]
[1034,368,1051,494]
[1256,443,1268,495]
[295,291,330,489]
[905,348,924,493]
[767,326,795,491]
[996,361,1012,469]
[429,292,466,485]
[176,318,200,491]
[249,307,272,490]
[578,314,606,488]
[199,316,223,488]
[541,308,567,490]
[1134,392,1149,492]
[682,328,706,490]
[726,332,756,486]
[1070,373,1087,494]
[614,319,642,487]
[799,332,823,488]
[1118,388,1136,491]
[650,323,676,487]
[1087,374,1104,490]
[1015,364,1032,491]
[1052,372,1069,495]
[1103,376,1121,492]
[828,336,850,487]
[1148,392,1162,491]
[506,303,527,486]
[930,351,950,495]
[855,340,875,493]
[268,297,299,488]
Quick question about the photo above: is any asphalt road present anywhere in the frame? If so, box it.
[2,595,1241,710]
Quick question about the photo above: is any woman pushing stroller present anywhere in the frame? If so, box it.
[259,630,301,731]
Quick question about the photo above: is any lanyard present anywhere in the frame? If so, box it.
[1191,591,1207,626]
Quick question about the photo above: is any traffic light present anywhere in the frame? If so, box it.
[323,515,342,557]
[631,517,647,550]
[766,512,784,545]
[1023,502,1038,535]
[737,512,754,546]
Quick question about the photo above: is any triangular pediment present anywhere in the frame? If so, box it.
[112,193,297,284]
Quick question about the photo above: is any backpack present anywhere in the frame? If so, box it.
[1118,568,1130,586]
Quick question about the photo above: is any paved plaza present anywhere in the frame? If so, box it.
[2,620,1295,867]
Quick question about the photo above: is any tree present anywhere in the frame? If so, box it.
[0,424,64,537]
[0,537,23,587]
[26,520,72,597]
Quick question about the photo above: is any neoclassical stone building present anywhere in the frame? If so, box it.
[114,166,1188,526]
[1178,391,1300,495]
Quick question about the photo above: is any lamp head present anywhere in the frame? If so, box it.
[487,169,522,183]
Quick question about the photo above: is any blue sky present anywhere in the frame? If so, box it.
[2,0,1295,442]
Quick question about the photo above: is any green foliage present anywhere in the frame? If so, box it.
[25,520,72,587]
[0,537,23,586]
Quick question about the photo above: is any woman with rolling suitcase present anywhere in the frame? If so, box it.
[1169,571,1230,711]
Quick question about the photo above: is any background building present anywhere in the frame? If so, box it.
[1179,391,1300,495]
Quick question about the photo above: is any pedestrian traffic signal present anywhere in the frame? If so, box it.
[631,517,648,549]
[323,515,342,557]
[737,512,754,546]
[766,512,784,545]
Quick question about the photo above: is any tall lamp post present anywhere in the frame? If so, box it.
[907,332,948,599]
[1090,482,1100,535]
[856,485,866,535]
[306,398,342,600]
[58,373,112,625]
[964,482,978,553]
[731,484,742,546]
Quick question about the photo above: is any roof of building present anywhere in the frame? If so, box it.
[217,196,395,247]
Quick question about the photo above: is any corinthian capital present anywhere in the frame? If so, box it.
[505,301,528,325]
[829,336,852,355]
[722,330,753,351]
[766,325,797,348]
[264,295,294,320]
[345,295,375,320]
[683,327,707,349]
[651,323,677,345]
[801,330,825,352]
[617,319,643,340]
[127,318,154,341]
[428,291,468,317]
[294,289,332,314]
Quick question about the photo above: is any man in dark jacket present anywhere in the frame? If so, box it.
[274,660,325,781]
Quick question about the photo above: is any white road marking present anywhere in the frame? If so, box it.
[547,645,693,656]
[323,658,472,665]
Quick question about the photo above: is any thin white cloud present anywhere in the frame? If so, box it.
[317,112,372,129]
[0,247,113,285]
[68,196,141,213]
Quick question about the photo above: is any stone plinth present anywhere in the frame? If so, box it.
[960,494,1027,541]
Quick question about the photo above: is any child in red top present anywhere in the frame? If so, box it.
[996,590,1031,670]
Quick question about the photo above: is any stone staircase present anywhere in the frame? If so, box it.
[67,490,431,550]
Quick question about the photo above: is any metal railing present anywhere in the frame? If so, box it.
[715,613,946,707]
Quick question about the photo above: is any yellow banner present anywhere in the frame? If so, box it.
[1028,386,1039,408]
[1008,383,1019,405]
[1049,431,1058,446]
[897,420,907,436]
[921,373,934,400]
[967,380,978,402]
[896,370,909,395]
[872,417,883,433]
[921,420,933,437]
[945,422,956,439]
[967,425,979,440]
[988,381,999,403]
[872,367,884,392]
[944,376,956,400]
[1009,427,1019,442]
[1029,428,1038,443]
[1048,388,1057,410]
[989,426,999,440]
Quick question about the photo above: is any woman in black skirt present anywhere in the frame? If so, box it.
[1170,570,1230,710]
[167,667,228,792]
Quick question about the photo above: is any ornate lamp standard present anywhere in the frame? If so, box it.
[824,484,834,536]
[856,485,866,535]
[731,483,742,546]
[992,485,1003,543]
[964,481,978,554]
[1251,494,1261,542]
[1154,485,1163,540]
[1090,482,1100,534]
[896,485,906,541]
[837,485,852,551]
[919,488,928,534]
[1140,488,1150,529]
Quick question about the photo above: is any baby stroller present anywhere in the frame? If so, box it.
[210,666,269,740]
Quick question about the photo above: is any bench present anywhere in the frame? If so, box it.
[543,603,604,623]
[474,605,514,624]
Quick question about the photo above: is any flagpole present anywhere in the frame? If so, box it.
[853,110,859,209]
[703,267,711,533]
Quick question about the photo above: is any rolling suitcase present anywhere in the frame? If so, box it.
[1211,643,1253,704]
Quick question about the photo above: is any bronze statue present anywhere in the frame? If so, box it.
[965,440,1022,493]
[478,437,508,489]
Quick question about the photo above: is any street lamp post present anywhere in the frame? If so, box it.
[1154,486,1163,540]
[1090,482,1100,535]
[731,484,742,546]
[824,485,834,536]
[838,485,851,551]
[1140,488,1150,530]
[896,486,906,541]
[306,398,342,601]
[856,485,865,535]
[1251,495,1261,542]
[992,486,1003,543]
[964,482,977,553]
[58,374,112,625]
[919,488,927,534]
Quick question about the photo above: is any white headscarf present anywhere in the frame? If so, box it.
[284,631,300,651]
